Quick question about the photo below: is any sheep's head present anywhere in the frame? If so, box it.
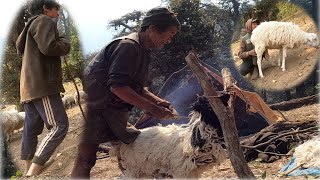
[191,96,224,137]
[190,96,225,150]
[189,96,227,166]
[305,33,319,47]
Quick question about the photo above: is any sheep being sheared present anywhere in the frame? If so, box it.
[251,21,319,78]
[0,109,25,142]
[111,97,226,179]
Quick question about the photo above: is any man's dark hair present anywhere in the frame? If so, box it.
[140,24,177,33]
[28,0,60,16]
[140,7,180,33]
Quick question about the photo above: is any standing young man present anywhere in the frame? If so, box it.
[238,18,260,79]
[16,0,70,176]
[71,7,180,178]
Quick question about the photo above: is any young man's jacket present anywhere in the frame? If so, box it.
[16,14,70,103]
[84,32,150,110]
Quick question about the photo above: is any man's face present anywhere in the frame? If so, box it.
[252,22,258,31]
[43,6,60,19]
[149,25,178,49]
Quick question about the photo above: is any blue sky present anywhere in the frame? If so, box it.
[0,37,4,59]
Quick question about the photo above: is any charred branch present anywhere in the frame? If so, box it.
[269,94,319,111]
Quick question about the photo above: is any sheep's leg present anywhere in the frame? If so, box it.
[257,55,264,78]
[255,46,265,78]
[278,48,283,67]
[281,47,287,71]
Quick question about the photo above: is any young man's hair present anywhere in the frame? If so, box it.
[28,0,60,16]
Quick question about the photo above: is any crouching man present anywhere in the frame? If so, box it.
[238,18,260,79]
[71,7,181,178]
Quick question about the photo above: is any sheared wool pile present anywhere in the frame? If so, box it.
[293,138,320,168]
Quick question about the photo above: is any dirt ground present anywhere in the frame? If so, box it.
[5,98,319,179]
[231,10,319,91]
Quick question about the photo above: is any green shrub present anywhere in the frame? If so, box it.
[277,1,301,20]
[10,171,23,180]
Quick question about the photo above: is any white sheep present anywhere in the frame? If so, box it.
[0,109,25,142]
[251,21,319,78]
[73,91,88,105]
[111,110,226,178]
[62,94,75,109]
[17,111,25,127]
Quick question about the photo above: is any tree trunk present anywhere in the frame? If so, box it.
[185,52,255,179]
[231,0,240,20]
[269,94,319,111]
[231,0,241,42]
[312,0,318,22]
[60,10,71,41]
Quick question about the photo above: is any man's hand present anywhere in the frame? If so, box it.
[111,86,176,120]
[146,106,175,120]
[156,100,171,108]
[248,49,257,56]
